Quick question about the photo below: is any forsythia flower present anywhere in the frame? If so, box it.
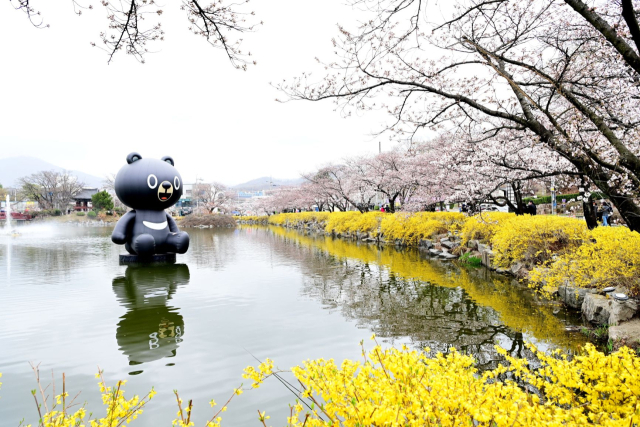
[242,341,640,427]
[490,215,588,268]
[530,226,640,297]
[242,358,274,388]
[22,372,156,427]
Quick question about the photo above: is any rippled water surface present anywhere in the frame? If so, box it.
[0,223,587,425]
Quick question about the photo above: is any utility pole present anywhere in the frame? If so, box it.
[195,174,200,212]
[376,142,382,209]
[551,177,557,215]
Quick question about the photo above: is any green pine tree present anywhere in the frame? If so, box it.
[91,191,114,211]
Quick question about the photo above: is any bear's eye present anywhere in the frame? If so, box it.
[147,174,158,189]
[174,176,181,190]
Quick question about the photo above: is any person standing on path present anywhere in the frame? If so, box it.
[527,201,537,215]
[601,201,612,226]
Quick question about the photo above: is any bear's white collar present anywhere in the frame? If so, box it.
[143,220,168,230]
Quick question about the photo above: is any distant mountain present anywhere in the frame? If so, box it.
[232,176,304,191]
[0,156,105,188]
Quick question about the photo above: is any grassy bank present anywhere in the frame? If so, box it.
[179,214,236,228]
[238,211,640,296]
[33,211,119,224]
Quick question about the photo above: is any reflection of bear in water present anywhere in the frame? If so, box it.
[112,264,189,366]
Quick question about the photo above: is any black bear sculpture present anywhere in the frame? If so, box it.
[112,152,190,256]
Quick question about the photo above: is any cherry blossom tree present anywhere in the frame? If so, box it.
[435,129,580,212]
[302,165,360,212]
[345,150,419,212]
[192,181,230,213]
[11,0,261,66]
[280,0,640,231]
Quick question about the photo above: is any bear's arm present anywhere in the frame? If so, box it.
[166,212,179,233]
[112,211,136,244]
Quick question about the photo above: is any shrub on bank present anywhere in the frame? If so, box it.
[264,211,467,243]
[269,212,331,227]
[460,212,515,245]
[87,210,97,218]
[491,215,589,269]
[273,341,640,427]
[529,226,640,296]
[31,209,63,218]
[324,211,384,235]
[76,211,86,216]
[234,215,269,223]
[380,212,466,244]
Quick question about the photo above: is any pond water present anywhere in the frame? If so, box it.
[0,223,587,426]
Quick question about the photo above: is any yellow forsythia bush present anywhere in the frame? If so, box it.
[7,373,156,427]
[491,216,589,269]
[268,212,331,227]
[324,211,385,235]
[529,226,640,296]
[460,212,515,245]
[323,211,362,234]
[380,212,466,245]
[267,211,468,244]
[247,340,640,427]
[233,215,268,223]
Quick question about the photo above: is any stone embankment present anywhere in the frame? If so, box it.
[459,238,640,349]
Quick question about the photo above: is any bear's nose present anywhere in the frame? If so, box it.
[162,181,172,190]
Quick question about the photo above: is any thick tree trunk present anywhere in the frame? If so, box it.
[389,195,399,213]
[608,192,640,231]
[512,182,526,215]
[579,177,598,230]
[588,172,640,232]
[582,198,598,230]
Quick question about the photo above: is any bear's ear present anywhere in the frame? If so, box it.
[126,152,143,164]
[161,156,175,166]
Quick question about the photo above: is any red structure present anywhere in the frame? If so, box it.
[74,202,90,212]
[0,211,32,221]
[73,188,99,212]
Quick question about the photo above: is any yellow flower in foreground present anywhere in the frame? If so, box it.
[244,341,640,427]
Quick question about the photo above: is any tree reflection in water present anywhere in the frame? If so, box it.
[243,226,587,371]
[112,264,189,373]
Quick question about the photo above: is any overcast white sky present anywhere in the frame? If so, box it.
[0,0,419,185]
